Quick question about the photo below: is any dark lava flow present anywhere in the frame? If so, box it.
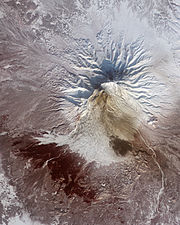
[110,136,132,156]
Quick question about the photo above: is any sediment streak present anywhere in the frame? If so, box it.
[138,131,165,220]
